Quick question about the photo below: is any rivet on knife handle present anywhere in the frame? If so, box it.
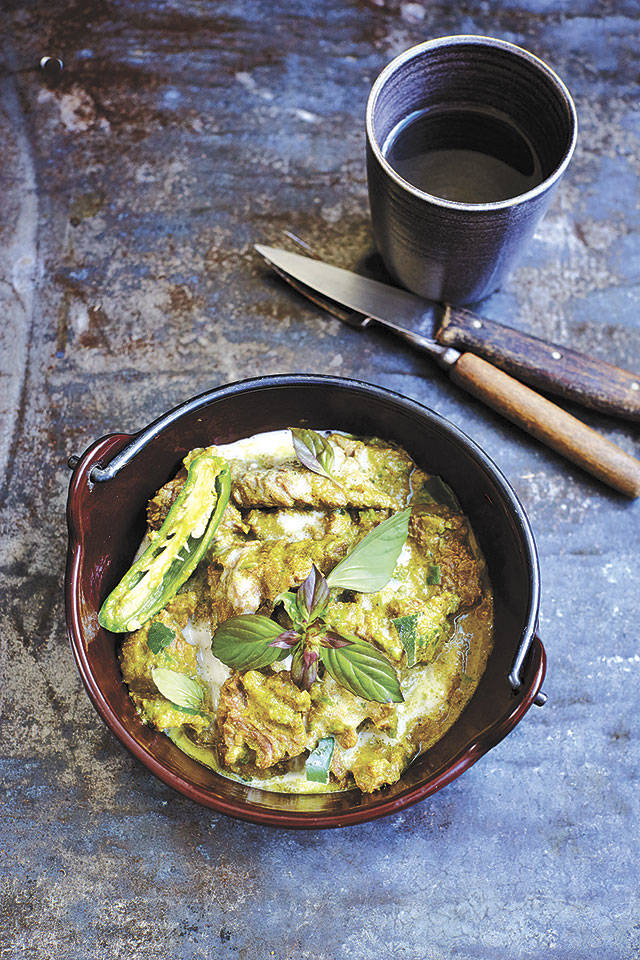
[450,353,640,498]
[438,308,640,421]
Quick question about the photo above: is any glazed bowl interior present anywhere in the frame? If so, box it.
[66,375,542,827]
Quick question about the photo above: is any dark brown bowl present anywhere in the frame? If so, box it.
[65,374,545,828]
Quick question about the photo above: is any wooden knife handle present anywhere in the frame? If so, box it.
[450,353,640,497]
[438,307,640,421]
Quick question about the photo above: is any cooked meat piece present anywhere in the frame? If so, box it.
[437,537,482,607]
[119,612,199,699]
[410,511,482,607]
[207,536,353,623]
[244,507,388,544]
[216,670,310,769]
[163,590,198,628]
[230,432,423,511]
[308,674,397,748]
[349,738,414,792]
[245,508,330,541]
[329,746,349,786]
[119,606,214,737]
[330,434,427,502]
[232,462,395,510]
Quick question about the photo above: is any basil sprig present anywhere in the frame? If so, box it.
[211,510,410,703]
[212,510,411,703]
[294,564,330,624]
[273,565,330,629]
[290,428,340,485]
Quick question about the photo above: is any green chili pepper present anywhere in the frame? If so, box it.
[305,737,335,784]
[99,451,231,633]
[166,729,220,771]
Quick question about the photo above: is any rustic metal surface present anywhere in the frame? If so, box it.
[1,2,638,957]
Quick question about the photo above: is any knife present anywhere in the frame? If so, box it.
[256,245,640,420]
[255,243,640,498]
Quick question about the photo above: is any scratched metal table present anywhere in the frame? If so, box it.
[1,2,639,958]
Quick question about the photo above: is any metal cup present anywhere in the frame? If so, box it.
[366,35,577,305]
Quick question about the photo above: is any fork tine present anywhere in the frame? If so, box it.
[283,231,319,258]
[264,247,372,330]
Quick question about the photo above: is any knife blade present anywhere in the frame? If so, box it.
[254,244,640,422]
[255,243,640,498]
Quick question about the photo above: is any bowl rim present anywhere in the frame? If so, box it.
[65,373,544,827]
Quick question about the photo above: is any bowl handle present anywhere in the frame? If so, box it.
[514,633,547,707]
[84,389,233,482]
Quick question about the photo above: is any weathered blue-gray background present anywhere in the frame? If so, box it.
[1,1,638,957]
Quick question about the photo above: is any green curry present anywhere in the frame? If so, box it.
[113,429,493,794]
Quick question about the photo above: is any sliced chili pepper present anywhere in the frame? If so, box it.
[99,451,231,632]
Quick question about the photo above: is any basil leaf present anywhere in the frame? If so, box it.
[418,476,460,512]
[151,667,204,711]
[296,564,330,623]
[273,590,300,624]
[321,639,404,703]
[290,428,340,485]
[326,509,411,593]
[392,614,418,667]
[306,737,335,784]
[167,701,209,718]
[146,621,175,655]
[212,614,285,671]
[426,563,441,585]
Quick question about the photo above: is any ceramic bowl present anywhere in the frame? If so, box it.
[65,374,545,828]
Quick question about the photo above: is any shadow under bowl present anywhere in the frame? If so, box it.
[65,374,545,828]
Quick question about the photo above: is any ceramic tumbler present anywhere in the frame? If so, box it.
[366,36,577,305]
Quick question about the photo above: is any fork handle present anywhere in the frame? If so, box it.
[450,353,640,497]
[438,307,640,421]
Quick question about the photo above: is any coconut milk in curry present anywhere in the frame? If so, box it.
[115,430,493,794]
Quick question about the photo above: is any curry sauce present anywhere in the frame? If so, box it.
[119,430,493,794]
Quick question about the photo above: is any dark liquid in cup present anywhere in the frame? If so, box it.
[383,106,544,203]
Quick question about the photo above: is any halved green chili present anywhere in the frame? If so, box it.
[99,451,231,632]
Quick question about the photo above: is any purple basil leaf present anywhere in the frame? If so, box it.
[303,648,320,667]
[301,649,319,690]
[297,564,330,623]
[321,630,355,649]
[291,646,305,688]
[268,630,301,649]
[291,644,319,691]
